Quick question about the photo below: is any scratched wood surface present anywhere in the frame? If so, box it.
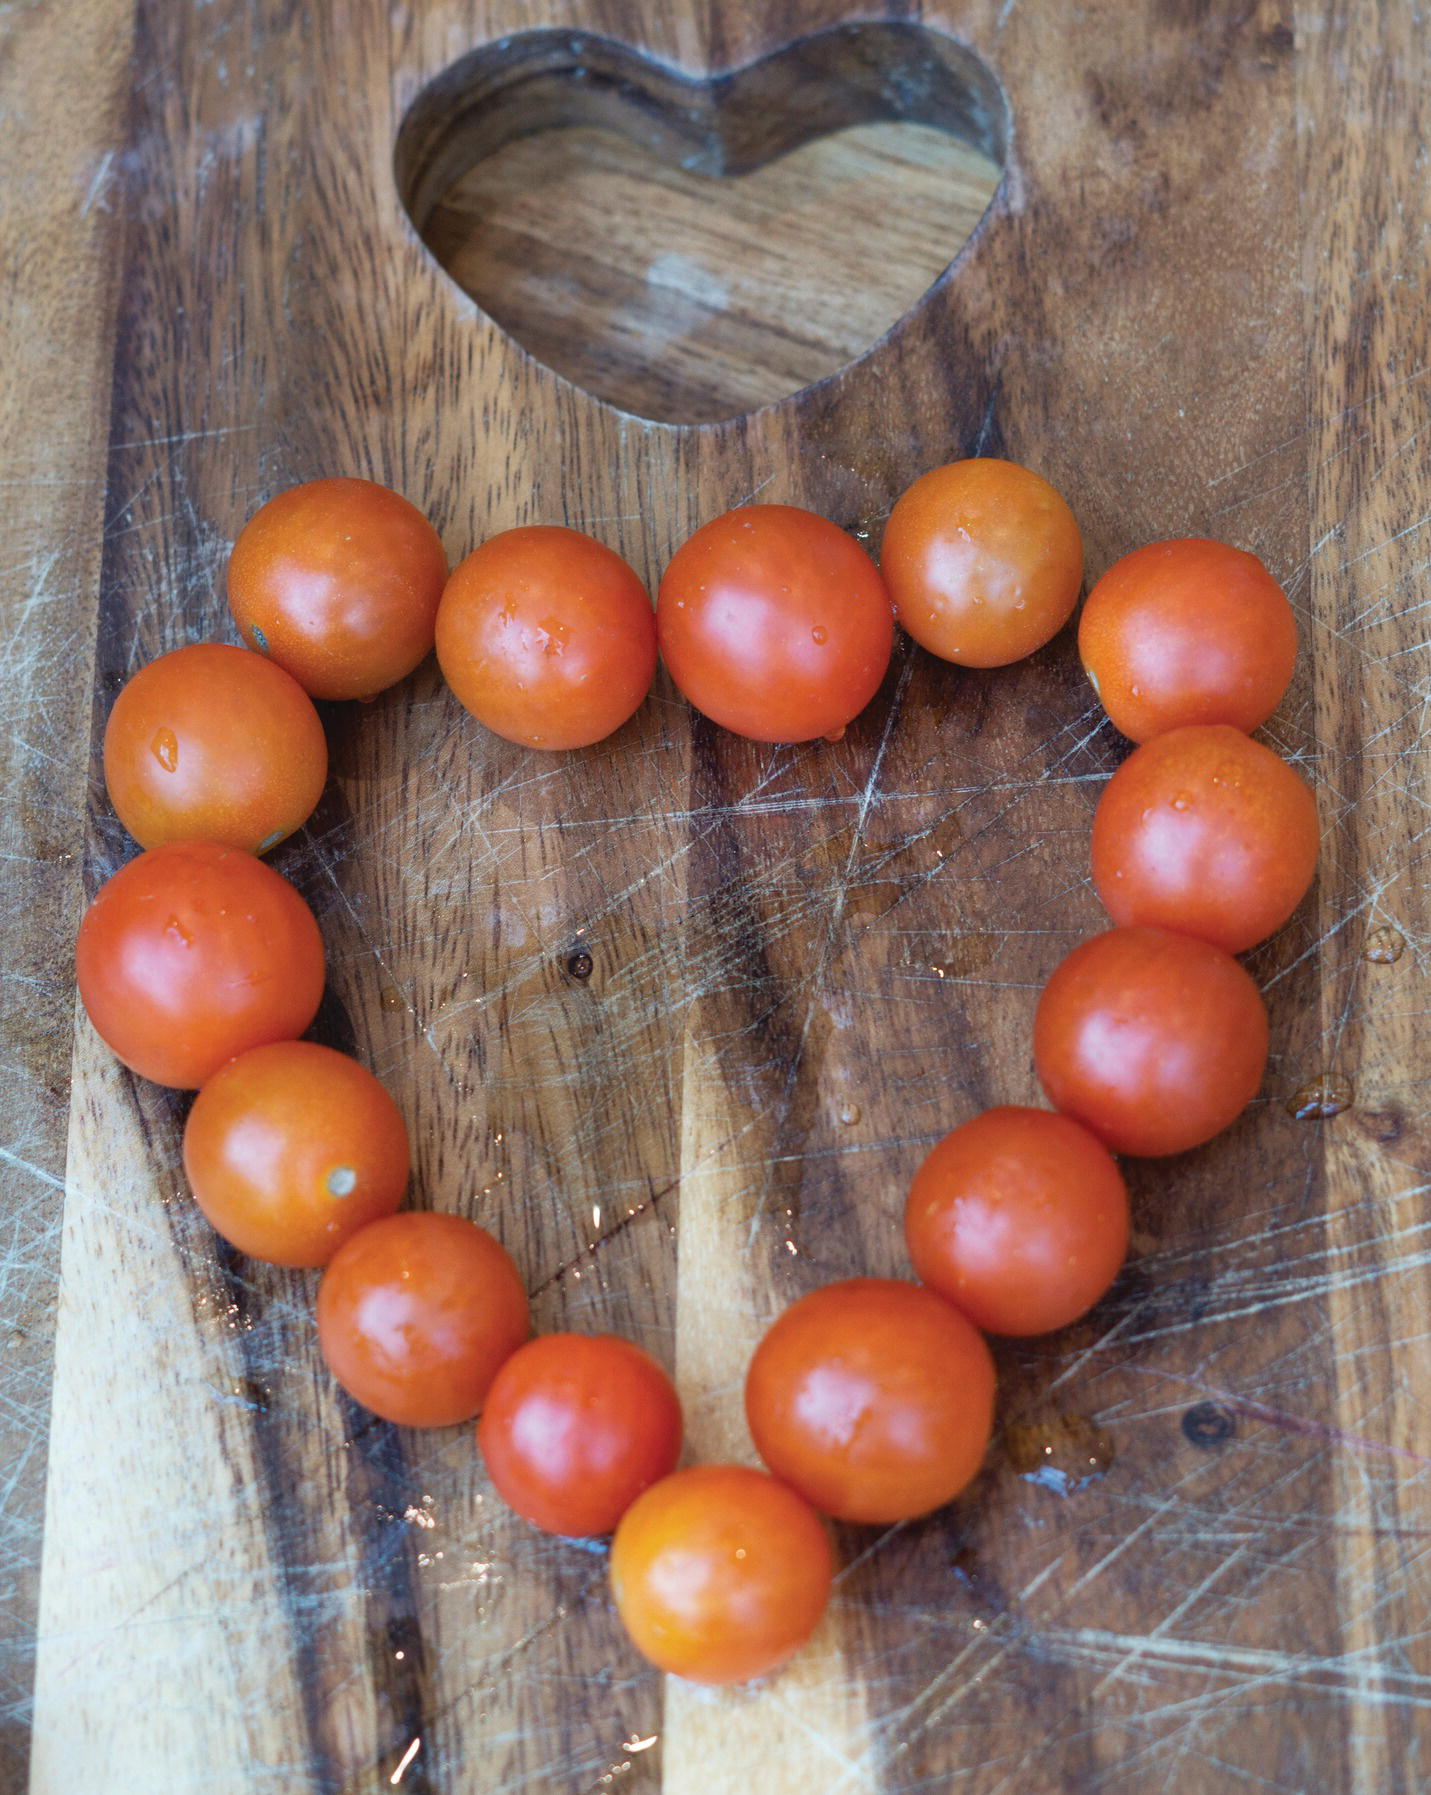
[2,1,1429,1791]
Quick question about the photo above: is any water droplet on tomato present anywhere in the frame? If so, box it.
[1171,792,1192,811]
[811,626,828,645]
[327,1166,357,1197]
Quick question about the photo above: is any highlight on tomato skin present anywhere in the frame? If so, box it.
[1078,538,1298,743]
[744,1277,997,1524]
[436,526,657,750]
[478,1333,682,1537]
[316,1211,529,1429]
[103,642,328,855]
[1033,925,1270,1158]
[183,1041,410,1268]
[227,476,449,702]
[609,1464,834,1685]
[880,457,1084,668]
[1090,723,1320,954]
[75,840,326,1090]
[905,1107,1130,1337]
[656,504,894,743]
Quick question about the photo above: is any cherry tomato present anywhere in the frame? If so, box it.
[879,458,1083,667]
[1091,724,1320,953]
[1078,539,1297,742]
[182,1042,409,1267]
[75,841,325,1089]
[904,1107,1129,1337]
[228,477,448,700]
[656,505,893,743]
[477,1333,682,1536]
[436,526,656,749]
[744,1278,996,1523]
[1034,925,1268,1157]
[103,643,327,854]
[610,1464,833,1684]
[316,1212,528,1427]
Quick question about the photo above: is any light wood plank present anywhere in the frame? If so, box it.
[1300,7,1431,1792]
[0,0,137,1783]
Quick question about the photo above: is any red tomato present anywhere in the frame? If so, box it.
[1034,925,1268,1157]
[880,458,1083,667]
[904,1107,1129,1336]
[1078,539,1297,742]
[436,526,656,749]
[477,1333,682,1536]
[1091,724,1320,953]
[182,1042,409,1267]
[103,643,327,854]
[744,1278,996,1523]
[610,1464,833,1684]
[75,842,325,1089]
[656,505,893,743]
[228,477,448,700]
[316,1212,528,1428]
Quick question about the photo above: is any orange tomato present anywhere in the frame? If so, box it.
[316,1212,528,1428]
[1078,538,1297,741]
[478,1333,682,1536]
[610,1465,833,1684]
[1034,926,1269,1157]
[228,477,448,700]
[1091,724,1320,953]
[657,505,894,743]
[183,1042,409,1267]
[744,1278,996,1523]
[880,458,1083,667]
[436,526,656,749]
[75,841,325,1089]
[905,1107,1129,1336]
[103,643,327,854]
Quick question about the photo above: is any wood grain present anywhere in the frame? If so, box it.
[4,0,1431,1791]
[1300,8,1431,1791]
[422,120,1002,421]
[0,0,136,1784]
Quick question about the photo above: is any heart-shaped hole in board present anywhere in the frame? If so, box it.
[396,23,1009,425]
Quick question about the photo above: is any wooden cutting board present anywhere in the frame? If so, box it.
[4,1,1429,1790]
